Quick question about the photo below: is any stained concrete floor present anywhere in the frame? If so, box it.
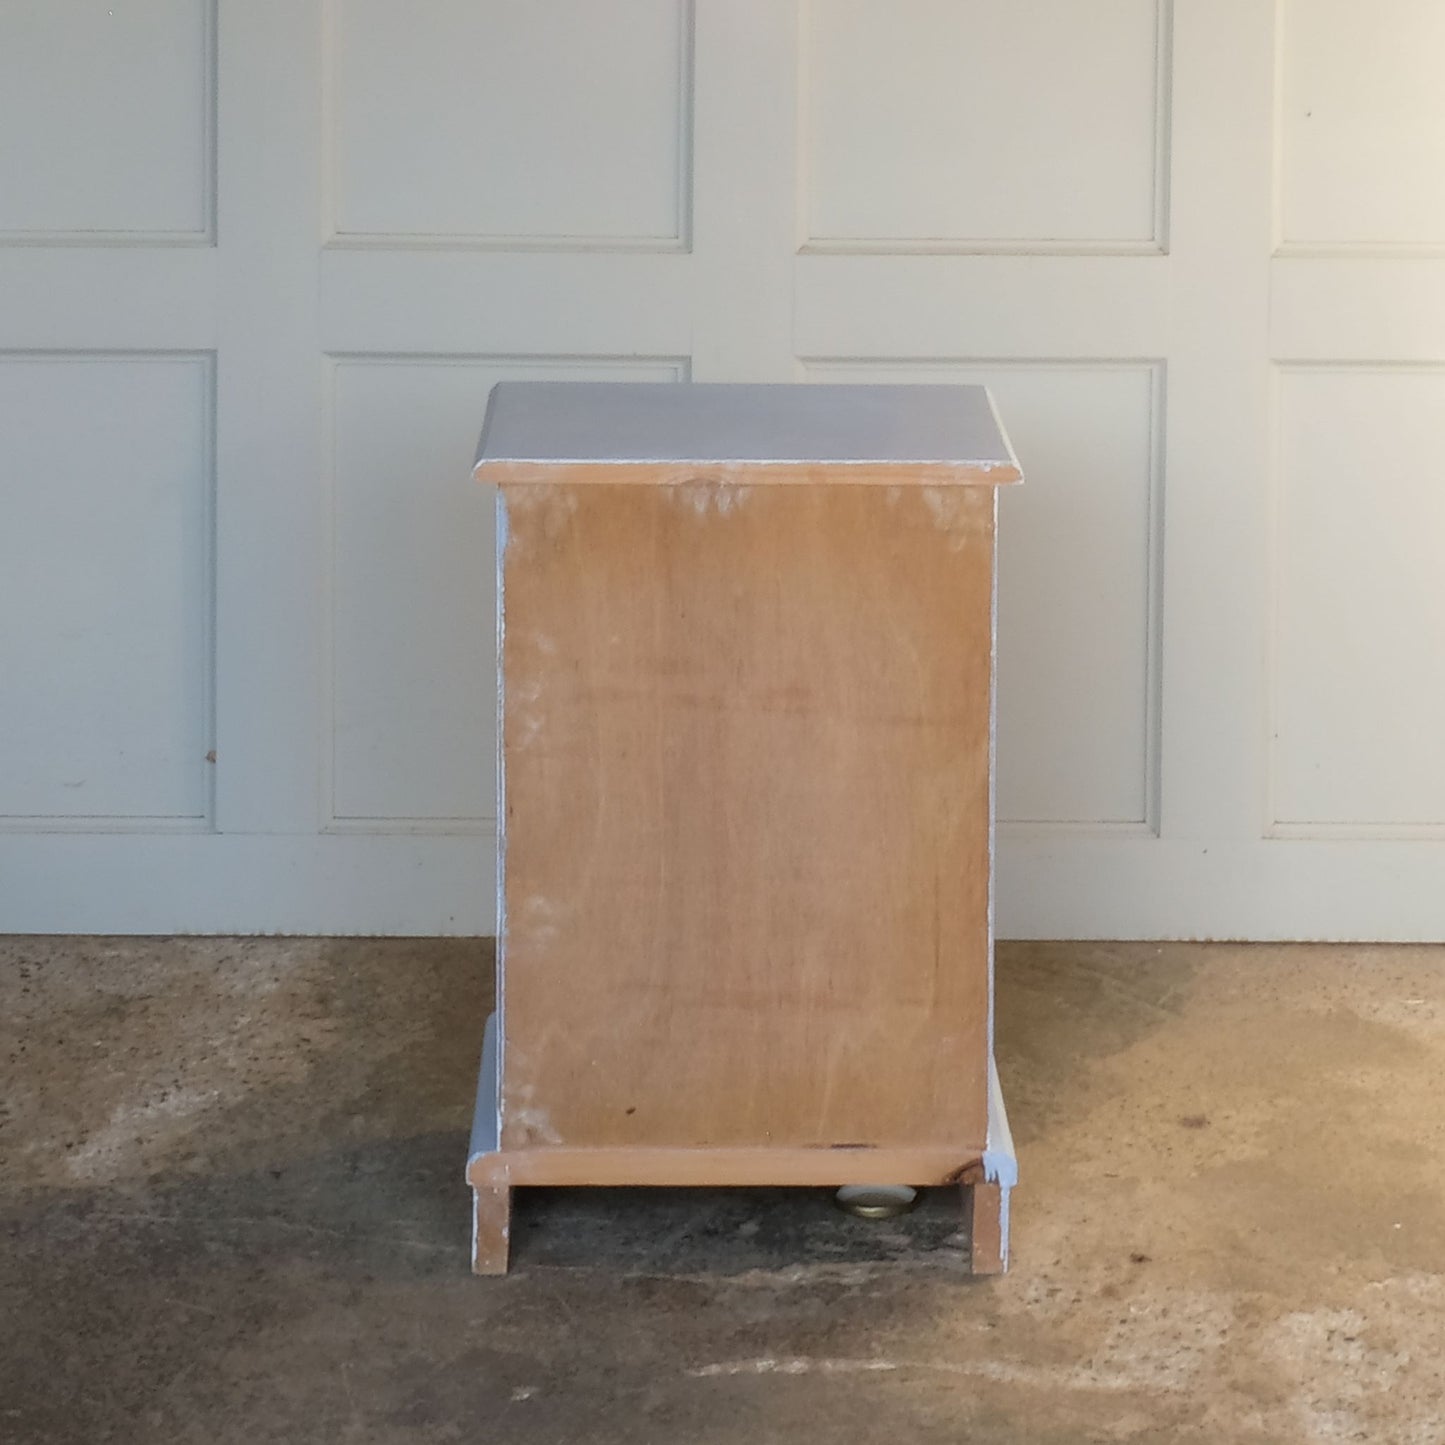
[3,939,1444,1443]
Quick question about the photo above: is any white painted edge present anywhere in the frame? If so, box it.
[982,431,1017,1272]
[470,489,508,1274]
[981,384,1025,479]
[983,1057,1018,1190]
[983,1054,1018,1271]
[472,456,1021,473]
[467,1011,500,1271]
[468,1012,501,1166]
[471,382,1025,475]
[493,489,508,1144]
[986,490,999,1070]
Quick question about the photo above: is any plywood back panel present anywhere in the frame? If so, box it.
[498,481,994,1151]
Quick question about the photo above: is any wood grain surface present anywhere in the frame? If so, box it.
[497,480,995,1155]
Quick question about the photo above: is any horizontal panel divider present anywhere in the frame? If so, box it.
[0,248,218,349]
[796,254,1171,358]
[320,248,696,355]
[1271,257,1445,362]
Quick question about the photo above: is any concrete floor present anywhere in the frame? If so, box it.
[3,939,1444,1444]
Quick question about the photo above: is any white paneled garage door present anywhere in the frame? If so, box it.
[2,0,1444,939]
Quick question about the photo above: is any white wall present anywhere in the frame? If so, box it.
[2,0,1444,939]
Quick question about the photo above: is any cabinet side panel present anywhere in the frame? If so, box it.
[499,482,993,1150]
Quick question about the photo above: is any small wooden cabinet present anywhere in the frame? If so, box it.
[469,382,1021,1274]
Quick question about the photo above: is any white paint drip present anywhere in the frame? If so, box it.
[511,672,544,749]
[676,483,751,516]
[520,894,560,946]
[918,487,975,551]
[508,1106,562,1145]
[507,1078,562,1145]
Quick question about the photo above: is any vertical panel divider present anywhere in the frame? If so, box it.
[1155,0,1278,843]
[689,0,801,381]
[213,0,327,833]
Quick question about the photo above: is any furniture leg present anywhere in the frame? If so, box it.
[965,1177,1006,1275]
[471,1184,511,1276]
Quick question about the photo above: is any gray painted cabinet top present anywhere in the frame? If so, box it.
[474,382,1021,482]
